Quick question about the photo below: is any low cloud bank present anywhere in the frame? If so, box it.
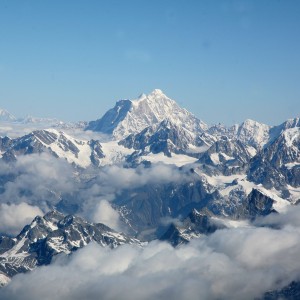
[1,208,300,300]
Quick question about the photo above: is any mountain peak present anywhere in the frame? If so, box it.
[241,119,269,128]
[133,89,170,105]
[87,90,207,139]
[0,108,16,122]
[149,88,165,96]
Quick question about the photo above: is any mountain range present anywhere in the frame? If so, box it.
[0,89,299,296]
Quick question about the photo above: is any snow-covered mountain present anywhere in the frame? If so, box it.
[87,89,207,139]
[119,118,212,159]
[248,126,300,190]
[233,119,270,148]
[0,129,104,168]
[0,109,16,122]
[0,210,142,285]
[208,119,270,149]
[197,137,255,173]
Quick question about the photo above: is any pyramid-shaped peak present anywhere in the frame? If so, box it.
[87,90,207,139]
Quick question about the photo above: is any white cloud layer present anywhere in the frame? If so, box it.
[1,214,300,300]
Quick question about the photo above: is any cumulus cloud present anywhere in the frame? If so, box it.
[92,200,121,231]
[1,221,300,300]
[0,202,43,235]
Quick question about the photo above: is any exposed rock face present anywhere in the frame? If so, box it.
[160,209,225,246]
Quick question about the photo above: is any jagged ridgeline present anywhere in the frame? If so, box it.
[0,210,142,285]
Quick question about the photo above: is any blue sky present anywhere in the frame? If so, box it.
[0,0,299,125]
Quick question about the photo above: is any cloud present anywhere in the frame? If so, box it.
[96,163,185,192]
[0,149,189,237]
[0,123,51,138]
[254,204,300,228]
[0,153,300,299]
[63,128,111,142]
[92,200,121,231]
[1,219,300,300]
[0,153,76,211]
[77,163,188,230]
[0,151,187,235]
[0,202,43,235]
